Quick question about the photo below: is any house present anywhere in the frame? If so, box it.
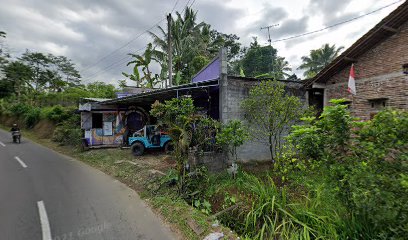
[306,2,408,120]
[79,49,305,162]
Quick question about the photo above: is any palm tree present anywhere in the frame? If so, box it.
[273,57,292,80]
[298,44,344,78]
[148,7,209,84]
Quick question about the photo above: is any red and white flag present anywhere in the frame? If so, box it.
[348,64,356,95]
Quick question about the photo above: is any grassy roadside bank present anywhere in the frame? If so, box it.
[0,125,237,240]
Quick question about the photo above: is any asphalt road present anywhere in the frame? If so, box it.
[0,129,175,240]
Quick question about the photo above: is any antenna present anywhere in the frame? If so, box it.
[260,24,279,77]
[260,24,279,46]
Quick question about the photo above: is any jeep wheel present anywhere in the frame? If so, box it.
[164,141,174,154]
[131,142,145,156]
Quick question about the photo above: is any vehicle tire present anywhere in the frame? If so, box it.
[164,141,174,154]
[131,142,145,156]
[17,137,21,144]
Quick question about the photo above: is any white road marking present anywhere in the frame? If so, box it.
[0,141,5,147]
[14,156,27,168]
[37,201,52,240]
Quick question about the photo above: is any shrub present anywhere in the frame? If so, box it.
[9,103,31,117]
[41,105,73,123]
[216,120,248,163]
[345,109,408,239]
[52,114,81,146]
[24,107,41,128]
[286,103,408,239]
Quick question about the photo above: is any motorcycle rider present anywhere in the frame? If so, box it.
[11,123,20,132]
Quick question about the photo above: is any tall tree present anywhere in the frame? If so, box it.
[148,7,241,85]
[298,43,344,78]
[19,51,81,92]
[51,55,81,86]
[149,7,208,84]
[272,57,291,80]
[207,30,241,61]
[0,31,9,68]
[240,38,280,78]
[19,51,50,92]
[1,61,33,99]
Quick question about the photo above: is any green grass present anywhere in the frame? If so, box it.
[0,124,238,240]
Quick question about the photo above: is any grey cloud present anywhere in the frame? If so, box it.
[274,16,309,39]
[0,0,176,83]
[307,0,359,26]
[194,1,245,34]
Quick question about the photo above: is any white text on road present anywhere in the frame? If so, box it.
[14,156,27,168]
[37,201,52,240]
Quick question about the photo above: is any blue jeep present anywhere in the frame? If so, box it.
[128,125,173,156]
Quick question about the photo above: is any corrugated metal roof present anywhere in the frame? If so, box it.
[100,79,219,105]
[82,98,112,102]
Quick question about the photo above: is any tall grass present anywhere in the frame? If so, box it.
[243,173,339,240]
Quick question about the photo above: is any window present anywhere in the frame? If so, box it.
[403,63,408,75]
[92,113,103,129]
[368,98,388,119]
[339,100,352,110]
[369,98,387,110]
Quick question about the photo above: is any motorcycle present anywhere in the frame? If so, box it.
[12,131,21,143]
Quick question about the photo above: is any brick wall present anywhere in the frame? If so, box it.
[325,21,408,120]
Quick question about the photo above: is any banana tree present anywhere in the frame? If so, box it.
[123,43,160,88]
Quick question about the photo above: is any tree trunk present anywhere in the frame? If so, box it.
[269,134,274,163]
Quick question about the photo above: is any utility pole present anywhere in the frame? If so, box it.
[167,13,173,88]
[260,24,279,78]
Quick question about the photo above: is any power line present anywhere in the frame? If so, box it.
[80,18,165,74]
[85,0,187,80]
[80,0,180,75]
[189,0,197,8]
[271,0,404,43]
[81,46,146,82]
[171,0,180,13]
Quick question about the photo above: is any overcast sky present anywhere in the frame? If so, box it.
[0,0,404,85]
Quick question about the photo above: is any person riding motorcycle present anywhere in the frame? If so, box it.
[11,124,21,143]
[11,123,20,132]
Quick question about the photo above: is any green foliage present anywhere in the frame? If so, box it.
[241,80,304,162]
[151,97,198,191]
[149,7,241,84]
[240,38,277,77]
[40,105,72,123]
[124,43,160,88]
[232,38,292,79]
[52,114,81,146]
[286,103,408,239]
[24,107,41,128]
[243,173,338,239]
[344,109,408,239]
[9,103,31,117]
[85,82,117,98]
[298,43,344,78]
[216,120,248,163]
[193,199,212,215]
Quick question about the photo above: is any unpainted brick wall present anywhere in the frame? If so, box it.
[325,21,408,120]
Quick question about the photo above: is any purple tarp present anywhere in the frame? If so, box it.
[192,58,220,83]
